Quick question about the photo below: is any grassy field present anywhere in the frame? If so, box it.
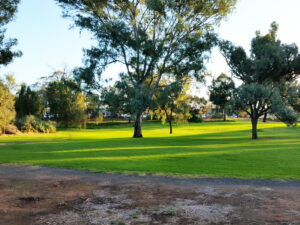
[0,120,299,179]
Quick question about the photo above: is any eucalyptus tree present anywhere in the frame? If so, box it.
[0,78,15,134]
[56,0,237,137]
[0,0,22,67]
[153,78,190,134]
[219,22,300,139]
[0,1,21,133]
[209,73,235,121]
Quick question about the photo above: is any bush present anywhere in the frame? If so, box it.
[16,115,56,133]
[211,113,223,119]
[2,124,21,135]
[188,113,203,123]
[97,115,103,124]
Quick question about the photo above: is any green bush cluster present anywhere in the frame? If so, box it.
[188,113,203,123]
[16,115,56,133]
[211,113,223,119]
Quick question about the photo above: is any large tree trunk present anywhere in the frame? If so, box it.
[133,113,143,138]
[251,117,258,140]
[169,115,173,134]
[263,113,267,123]
[164,109,173,134]
[223,108,226,122]
[169,120,173,134]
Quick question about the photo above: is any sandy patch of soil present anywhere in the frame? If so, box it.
[0,166,300,225]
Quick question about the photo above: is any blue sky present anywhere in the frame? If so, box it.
[2,0,300,87]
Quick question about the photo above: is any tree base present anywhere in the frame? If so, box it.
[133,135,143,138]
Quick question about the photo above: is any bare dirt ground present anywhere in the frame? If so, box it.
[0,165,300,225]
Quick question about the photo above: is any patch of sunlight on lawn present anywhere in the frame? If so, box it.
[1,120,299,179]
[25,144,297,164]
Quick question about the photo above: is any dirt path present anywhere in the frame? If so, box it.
[0,165,300,225]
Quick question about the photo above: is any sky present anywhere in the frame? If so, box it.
[2,0,300,92]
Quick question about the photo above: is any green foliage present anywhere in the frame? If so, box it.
[0,80,16,134]
[209,73,235,120]
[209,74,235,107]
[46,78,87,128]
[270,88,299,126]
[220,22,300,138]
[0,0,22,67]
[232,84,298,124]
[188,112,203,123]
[57,0,236,137]
[220,22,300,85]
[101,73,136,120]
[211,112,224,119]
[291,85,300,114]
[101,87,123,119]
[15,84,43,118]
[188,96,208,122]
[153,78,191,133]
[15,115,56,133]
[85,92,101,120]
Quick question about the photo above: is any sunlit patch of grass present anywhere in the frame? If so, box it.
[0,120,299,179]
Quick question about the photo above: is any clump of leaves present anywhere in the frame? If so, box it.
[15,115,56,133]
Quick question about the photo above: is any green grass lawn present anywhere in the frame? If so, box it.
[0,120,299,179]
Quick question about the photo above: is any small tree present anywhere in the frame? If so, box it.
[231,83,297,139]
[153,79,190,134]
[209,73,235,121]
[85,92,101,120]
[187,96,207,121]
[219,22,300,139]
[0,79,15,134]
[15,84,43,118]
[46,78,87,128]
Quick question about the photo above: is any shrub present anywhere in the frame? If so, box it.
[97,115,103,124]
[16,115,56,133]
[2,124,21,135]
[211,113,223,119]
[188,112,203,123]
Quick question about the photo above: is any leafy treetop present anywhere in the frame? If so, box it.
[56,0,237,137]
[0,0,22,67]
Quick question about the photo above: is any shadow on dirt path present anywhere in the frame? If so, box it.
[0,165,299,225]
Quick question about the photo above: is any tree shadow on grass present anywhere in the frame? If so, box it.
[0,124,299,179]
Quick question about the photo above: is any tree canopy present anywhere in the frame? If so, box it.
[56,0,237,137]
[15,84,43,118]
[45,78,87,128]
[153,78,191,134]
[0,78,16,134]
[209,73,235,121]
[219,22,300,139]
[220,22,300,85]
[0,0,22,67]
